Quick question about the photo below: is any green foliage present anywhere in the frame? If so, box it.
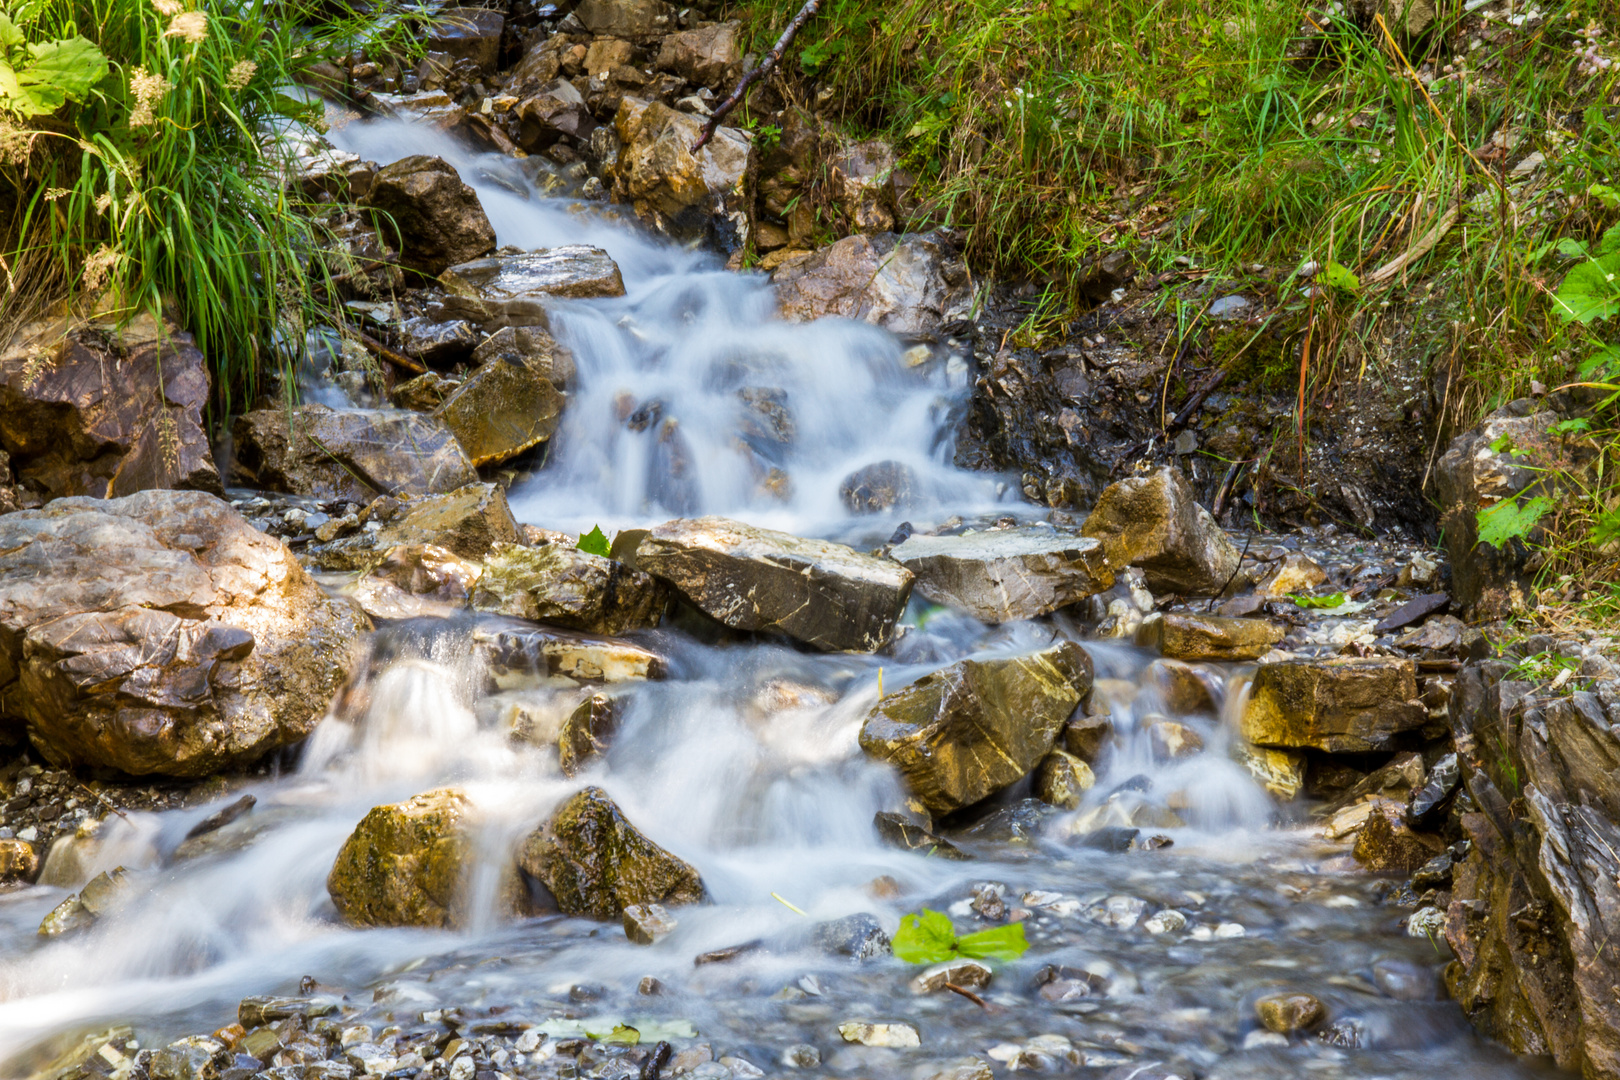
[1553,223,1620,324]
[1290,592,1347,609]
[1476,495,1556,550]
[891,909,1030,965]
[577,525,612,557]
[0,15,109,118]
[1321,261,1360,293]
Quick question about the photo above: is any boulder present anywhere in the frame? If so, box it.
[1241,658,1426,753]
[1033,749,1095,810]
[574,0,672,42]
[364,156,496,276]
[440,247,626,330]
[516,786,705,918]
[515,78,595,151]
[559,692,620,776]
[634,516,913,652]
[1062,714,1112,762]
[772,232,971,336]
[390,371,461,413]
[394,317,477,367]
[839,460,915,514]
[1233,742,1306,800]
[1133,611,1284,661]
[433,357,565,466]
[829,139,897,233]
[426,8,504,73]
[470,326,575,389]
[472,542,666,635]
[0,491,367,776]
[1081,466,1243,596]
[0,320,220,503]
[349,544,484,621]
[613,98,751,251]
[374,483,521,560]
[475,621,668,685]
[327,788,481,928]
[890,527,1113,624]
[654,21,741,85]
[858,641,1093,815]
[229,405,477,503]
[1351,803,1444,872]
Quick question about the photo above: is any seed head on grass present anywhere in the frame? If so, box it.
[128,67,173,128]
[163,11,208,43]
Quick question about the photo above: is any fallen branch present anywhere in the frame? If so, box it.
[354,328,427,375]
[1364,201,1461,286]
[692,0,822,152]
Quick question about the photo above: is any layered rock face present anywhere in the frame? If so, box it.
[0,491,367,776]
[229,405,477,502]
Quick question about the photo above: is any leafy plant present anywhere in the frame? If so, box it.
[891,909,1029,965]
[0,13,108,118]
[1552,223,1620,324]
[1289,592,1347,609]
[577,525,612,557]
[1476,495,1556,550]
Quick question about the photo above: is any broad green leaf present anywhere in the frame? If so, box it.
[955,921,1029,962]
[891,909,958,964]
[601,1025,640,1045]
[1290,592,1346,609]
[1590,507,1620,547]
[1554,253,1620,323]
[0,14,22,51]
[19,36,108,100]
[630,1019,697,1041]
[1556,237,1591,259]
[1322,261,1360,292]
[1476,495,1555,550]
[1593,184,1620,211]
[577,525,611,557]
[1549,418,1592,436]
[1579,346,1620,379]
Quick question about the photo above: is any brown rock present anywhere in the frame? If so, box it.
[1233,742,1306,800]
[1062,714,1113,763]
[1134,611,1283,661]
[475,621,668,685]
[623,901,677,944]
[1241,658,1426,753]
[558,692,621,776]
[829,138,897,233]
[1148,720,1205,760]
[654,21,741,85]
[890,527,1113,624]
[1081,466,1243,596]
[390,371,461,412]
[1256,992,1326,1033]
[434,358,565,466]
[1148,658,1218,715]
[327,788,485,928]
[772,232,970,336]
[574,0,672,42]
[1351,804,1444,872]
[1033,748,1095,810]
[470,326,575,389]
[0,838,39,882]
[349,544,484,621]
[1255,553,1327,599]
[440,247,626,330]
[613,98,751,250]
[374,483,521,560]
[839,460,916,515]
[472,542,666,636]
[426,8,504,73]
[364,156,496,276]
[515,78,595,150]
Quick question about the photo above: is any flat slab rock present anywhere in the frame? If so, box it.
[440,247,626,330]
[1134,611,1284,661]
[1241,657,1426,753]
[889,527,1113,623]
[634,516,913,653]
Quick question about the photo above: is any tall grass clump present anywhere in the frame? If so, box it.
[1,0,353,415]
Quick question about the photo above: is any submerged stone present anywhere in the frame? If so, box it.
[890,527,1114,624]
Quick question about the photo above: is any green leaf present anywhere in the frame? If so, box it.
[1290,592,1347,609]
[601,1025,640,1045]
[1554,252,1620,324]
[19,36,108,99]
[1591,508,1620,547]
[955,921,1030,962]
[891,910,958,964]
[1549,417,1592,436]
[1594,184,1620,212]
[630,1019,697,1041]
[1476,495,1555,550]
[577,525,611,557]
[1488,433,1515,454]
[1556,237,1591,259]
[1322,261,1360,292]
[0,14,23,51]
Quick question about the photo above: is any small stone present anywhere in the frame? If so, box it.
[1407,906,1446,938]
[1135,612,1284,661]
[1256,992,1325,1033]
[837,1021,920,1048]
[780,1044,820,1068]
[1255,553,1327,599]
[813,913,891,960]
[0,838,39,882]
[1148,720,1204,761]
[1243,1030,1290,1049]
[1142,909,1187,935]
[910,958,993,994]
[1352,805,1445,873]
[1033,749,1095,809]
[622,902,677,944]
[1062,714,1113,762]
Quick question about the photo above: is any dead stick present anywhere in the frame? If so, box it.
[354,329,427,375]
[692,0,822,152]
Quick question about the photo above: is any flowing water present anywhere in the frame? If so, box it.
[0,118,1567,1079]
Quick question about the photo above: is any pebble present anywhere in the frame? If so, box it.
[838,1021,920,1048]
[1143,909,1188,935]
[1406,906,1446,938]
[1256,992,1326,1033]
[910,958,993,994]
[1243,1029,1290,1049]
[780,1044,820,1068]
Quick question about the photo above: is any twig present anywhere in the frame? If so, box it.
[1364,202,1460,286]
[692,0,822,152]
[77,779,130,822]
[1207,532,1254,611]
[353,328,427,375]
[944,983,1000,1013]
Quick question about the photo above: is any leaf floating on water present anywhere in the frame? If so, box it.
[955,921,1029,962]
[892,909,1029,964]
[577,525,612,557]
[1289,592,1348,609]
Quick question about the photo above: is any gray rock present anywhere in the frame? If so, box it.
[472,542,666,636]
[840,460,916,515]
[813,912,891,960]
[773,232,971,336]
[891,527,1113,623]
[364,156,496,276]
[440,247,626,330]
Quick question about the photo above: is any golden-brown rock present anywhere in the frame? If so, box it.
[328,788,479,928]
[1241,658,1426,753]
[472,542,666,636]
[1080,466,1243,596]
[1134,611,1284,661]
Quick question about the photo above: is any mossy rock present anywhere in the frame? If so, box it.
[327,787,476,928]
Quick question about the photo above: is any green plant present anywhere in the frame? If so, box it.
[890,909,1029,964]
[577,525,612,557]
[1476,494,1557,550]
[1551,222,1620,324]
[0,13,108,118]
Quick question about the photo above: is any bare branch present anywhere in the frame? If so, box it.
[692,0,822,153]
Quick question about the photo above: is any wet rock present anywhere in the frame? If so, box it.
[350,545,484,621]
[838,1021,920,1049]
[858,641,1093,815]
[1133,611,1284,661]
[813,912,891,960]
[1080,466,1243,596]
[0,319,221,502]
[622,901,677,944]
[1255,553,1327,599]
[427,8,504,74]
[575,0,671,42]
[890,527,1113,624]
[1148,659,1218,715]
[558,692,620,776]
[1033,749,1095,810]
[1062,713,1113,763]
[0,837,39,882]
[829,139,899,233]
[470,326,576,389]
[1256,992,1325,1033]
[475,621,668,684]
[1405,752,1461,829]
[0,491,366,776]
[1233,742,1306,800]
[613,98,751,251]
[1241,658,1426,753]
[1325,751,1427,812]
[40,866,128,935]
[772,232,971,336]
[374,483,521,561]
[364,156,496,276]
[390,371,461,412]
[1148,720,1204,761]
[872,811,970,860]
[839,461,917,515]
[327,788,482,928]
[780,1044,820,1068]
[395,317,478,369]
[515,78,595,151]
[654,21,741,84]
[230,405,477,502]
[635,516,912,652]
[433,357,565,466]
[440,247,626,330]
[1375,592,1451,633]
[1411,851,1454,892]
[517,786,705,919]
[911,958,992,994]
[1352,804,1444,873]
[472,542,666,636]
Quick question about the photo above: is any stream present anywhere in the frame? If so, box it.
[0,117,1567,1080]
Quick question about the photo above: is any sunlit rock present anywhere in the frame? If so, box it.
[558,692,621,776]
[470,326,576,389]
[654,21,741,85]
[349,544,484,621]
[1033,749,1096,810]
[1254,552,1327,599]
[613,98,751,251]
[1080,466,1243,596]
[472,542,666,635]
[434,356,565,466]
[1241,657,1426,753]
[374,483,521,560]
[327,787,482,928]
[440,247,626,330]
[891,527,1113,623]
[474,620,669,685]
[772,232,971,336]
[1134,611,1283,662]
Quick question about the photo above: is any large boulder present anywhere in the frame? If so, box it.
[613,98,751,252]
[772,232,970,336]
[889,527,1113,623]
[364,156,496,276]
[654,21,741,85]
[515,78,595,151]
[426,8,504,73]
[374,483,521,560]
[0,491,367,776]
[516,786,705,918]
[1240,658,1426,753]
[632,516,913,652]
[433,357,565,466]
[1133,611,1284,661]
[327,788,481,928]
[229,405,477,503]
[858,641,1094,815]
[1080,466,1243,596]
[470,326,575,389]
[0,319,220,503]
[440,248,626,331]
[472,542,666,636]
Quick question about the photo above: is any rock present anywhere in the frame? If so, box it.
[838,1022,920,1049]
[1241,658,1426,753]
[1351,804,1444,872]
[475,621,668,684]
[1405,752,1461,829]
[351,544,484,620]
[0,491,366,776]
[622,902,677,944]
[364,156,495,276]
[1033,749,1095,809]
[327,788,481,928]
[1133,611,1283,661]
[872,811,970,860]
[575,0,671,42]
[471,542,666,635]
[890,527,1113,623]
[395,317,478,369]
[1080,467,1243,596]
[440,247,626,330]
[1148,659,1218,715]
[390,371,461,412]
[772,232,971,336]
[839,461,917,515]
[1232,743,1306,800]
[613,99,751,251]
[433,357,565,466]
[1255,553,1327,599]
[1325,751,1428,811]
[558,692,620,776]
[0,837,39,882]
[1062,714,1113,762]
[859,641,1094,815]
[635,516,913,652]
[911,959,992,994]
[229,405,477,502]
[813,912,891,960]
[1411,851,1454,892]
[374,483,521,560]
[1375,592,1451,633]
[829,139,898,233]
[40,866,130,935]
[781,1045,820,1069]
[515,78,595,151]
[654,21,741,84]
[516,786,705,919]
[0,320,220,502]
[470,326,575,389]
[426,8,504,73]
[1148,721,1204,760]
[1256,993,1325,1033]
